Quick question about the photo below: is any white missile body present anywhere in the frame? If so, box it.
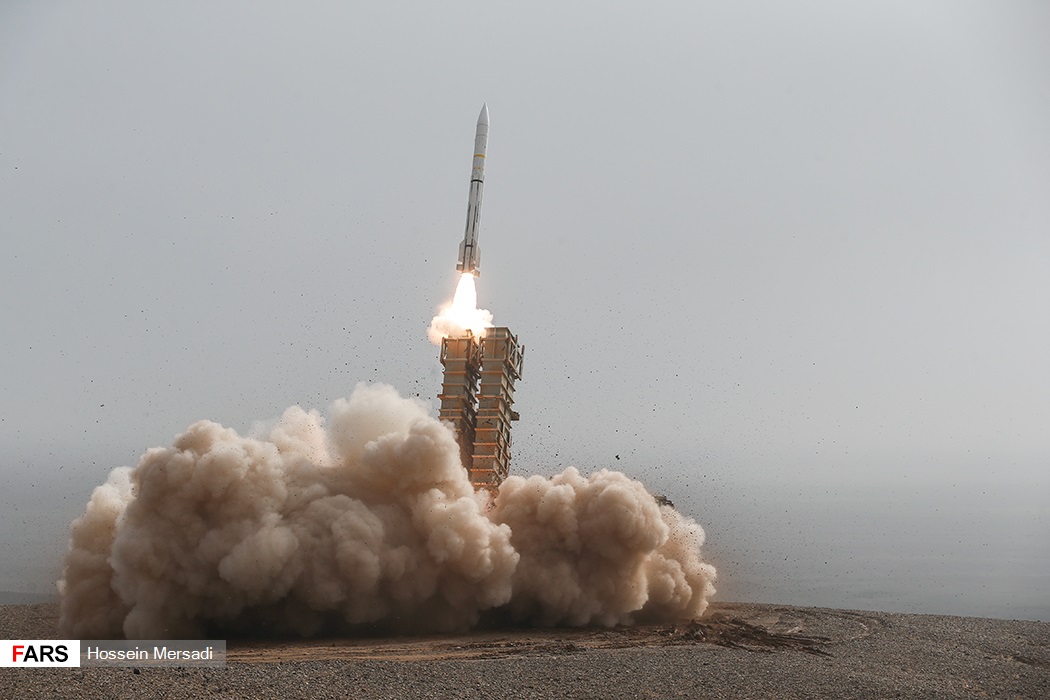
[456,104,488,277]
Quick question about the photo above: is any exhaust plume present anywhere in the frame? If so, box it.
[428,274,494,344]
[58,384,716,639]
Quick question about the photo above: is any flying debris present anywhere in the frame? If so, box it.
[56,103,719,642]
[456,104,488,277]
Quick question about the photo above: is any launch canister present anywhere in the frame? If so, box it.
[456,104,488,277]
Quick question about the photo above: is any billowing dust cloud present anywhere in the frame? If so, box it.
[428,274,493,344]
[58,384,716,639]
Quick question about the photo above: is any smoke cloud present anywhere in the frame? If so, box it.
[58,384,716,639]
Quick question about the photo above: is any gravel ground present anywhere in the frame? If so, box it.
[1,602,1047,699]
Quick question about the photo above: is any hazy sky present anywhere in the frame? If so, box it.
[1,2,1048,614]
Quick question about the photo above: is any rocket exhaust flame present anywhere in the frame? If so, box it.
[57,385,717,639]
[428,273,494,344]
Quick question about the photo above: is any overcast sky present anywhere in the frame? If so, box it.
[1,1,1048,613]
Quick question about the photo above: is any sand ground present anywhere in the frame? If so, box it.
[1,602,1047,698]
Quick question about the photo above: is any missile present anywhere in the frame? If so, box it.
[456,104,488,277]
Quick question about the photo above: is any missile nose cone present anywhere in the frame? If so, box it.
[478,103,489,127]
